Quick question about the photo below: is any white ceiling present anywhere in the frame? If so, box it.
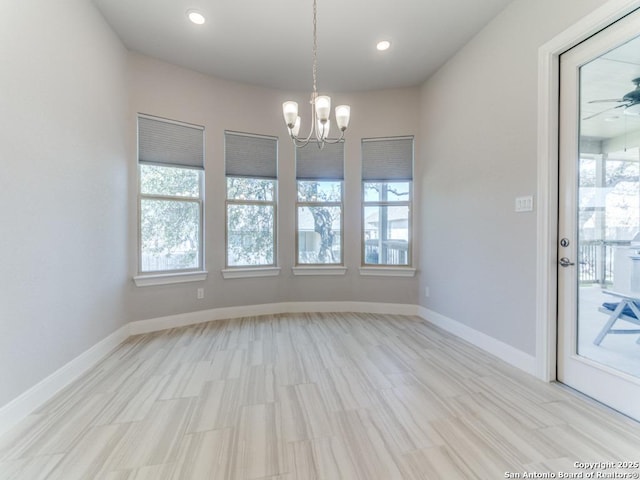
[92,0,514,92]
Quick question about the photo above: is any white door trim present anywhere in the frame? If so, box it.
[536,0,640,381]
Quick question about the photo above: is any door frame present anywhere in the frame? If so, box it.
[536,0,640,382]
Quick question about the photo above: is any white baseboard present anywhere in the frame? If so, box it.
[128,301,420,335]
[0,324,129,438]
[0,301,537,439]
[417,306,537,376]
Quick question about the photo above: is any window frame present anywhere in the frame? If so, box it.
[295,180,345,266]
[360,136,414,269]
[361,181,412,267]
[135,114,206,283]
[225,177,278,269]
[294,140,345,268]
[137,164,205,275]
[223,131,279,272]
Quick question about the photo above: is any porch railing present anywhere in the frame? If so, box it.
[365,239,408,265]
[579,239,630,285]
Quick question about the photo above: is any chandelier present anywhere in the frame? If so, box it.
[282,0,351,149]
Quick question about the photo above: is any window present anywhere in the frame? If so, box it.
[362,136,413,266]
[137,115,204,275]
[296,142,344,265]
[225,131,277,268]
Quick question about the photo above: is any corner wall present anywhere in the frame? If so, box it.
[0,0,129,407]
[417,0,606,355]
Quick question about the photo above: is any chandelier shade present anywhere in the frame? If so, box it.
[282,0,350,149]
[335,105,350,131]
[283,102,299,127]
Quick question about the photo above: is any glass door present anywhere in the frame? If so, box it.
[558,9,640,421]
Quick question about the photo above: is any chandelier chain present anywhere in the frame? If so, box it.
[312,0,318,96]
[281,0,350,148]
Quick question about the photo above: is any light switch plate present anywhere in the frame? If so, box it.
[515,195,534,212]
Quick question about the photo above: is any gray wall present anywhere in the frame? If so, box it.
[124,54,421,322]
[0,0,613,412]
[418,0,606,355]
[0,1,129,406]
[0,5,420,410]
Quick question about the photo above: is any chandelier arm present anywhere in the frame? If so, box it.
[290,95,318,145]
[290,136,313,148]
[319,133,345,145]
[290,130,341,149]
[290,127,315,147]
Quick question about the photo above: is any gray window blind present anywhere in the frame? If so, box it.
[362,136,413,181]
[225,131,278,179]
[296,141,344,180]
[138,115,204,170]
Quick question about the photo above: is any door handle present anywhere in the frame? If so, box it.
[559,257,575,267]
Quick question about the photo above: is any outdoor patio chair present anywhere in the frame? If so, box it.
[595,290,640,346]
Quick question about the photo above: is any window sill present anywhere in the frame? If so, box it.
[292,266,347,276]
[133,271,208,287]
[221,267,281,279]
[359,267,416,277]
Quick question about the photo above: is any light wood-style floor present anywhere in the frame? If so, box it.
[2,313,640,480]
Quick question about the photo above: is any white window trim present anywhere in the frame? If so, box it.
[137,171,205,276]
[296,181,345,267]
[359,267,416,277]
[225,179,278,269]
[133,271,208,287]
[292,266,347,276]
[137,114,205,279]
[221,267,281,279]
[362,182,412,267]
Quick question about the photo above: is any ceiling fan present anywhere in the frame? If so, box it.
[584,76,640,120]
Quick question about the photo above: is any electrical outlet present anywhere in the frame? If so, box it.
[197,288,204,300]
[424,286,430,298]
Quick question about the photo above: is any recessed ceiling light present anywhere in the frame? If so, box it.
[187,10,206,25]
[376,40,391,51]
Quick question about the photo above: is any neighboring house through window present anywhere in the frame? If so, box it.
[137,114,205,275]
[362,136,413,266]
